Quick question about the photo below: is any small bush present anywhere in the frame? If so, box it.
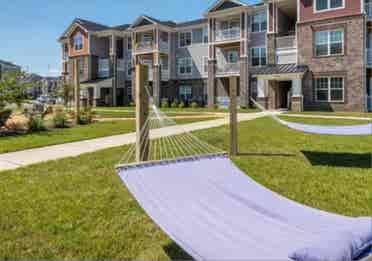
[0,109,12,127]
[4,114,30,133]
[161,99,169,108]
[29,115,46,132]
[240,105,247,110]
[53,112,68,128]
[129,102,136,107]
[178,101,185,108]
[171,100,178,108]
[190,102,199,109]
[78,108,94,125]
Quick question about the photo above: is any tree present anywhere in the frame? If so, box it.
[57,81,74,108]
[0,71,32,110]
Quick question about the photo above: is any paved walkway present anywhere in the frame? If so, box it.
[284,114,371,121]
[0,112,267,172]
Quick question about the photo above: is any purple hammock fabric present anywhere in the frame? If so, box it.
[118,155,372,261]
[277,118,372,136]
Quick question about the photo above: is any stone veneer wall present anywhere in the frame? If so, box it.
[297,15,366,112]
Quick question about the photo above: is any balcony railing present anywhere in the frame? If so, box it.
[161,69,170,81]
[135,41,154,53]
[276,35,296,49]
[366,3,372,19]
[215,28,240,42]
[366,49,372,65]
[216,62,240,75]
[98,58,110,78]
[117,59,125,71]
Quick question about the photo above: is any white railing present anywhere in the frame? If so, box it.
[215,28,240,42]
[366,3,372,19]
[135,41,154,53]
[216,62,240,75]
[161,70,170,81]
[98,58,110,78]
[276,35,296,49]
[117,59,125,71]
[159,41,169,52]
[366,49,372,65]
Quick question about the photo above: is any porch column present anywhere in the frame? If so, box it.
[153,52,161,106]
[291,78,303,112]
[207,60,216,108]
[110,34,118,107]
[93,86,100,107]
[257,78,268,109]
[239,57,249,107]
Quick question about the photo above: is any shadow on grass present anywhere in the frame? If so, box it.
[163,242,193,260]
[302,151,372,169]
[237,152,296,157]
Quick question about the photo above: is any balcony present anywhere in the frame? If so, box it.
[159,41,169,52]
[276,35,296,49]
[366,3,372,19]
[367,49,372,65]
[216,62,240,76]
[135,41,154,53]
[215,28,240,42]
[98,58,110,78]
[161,69,170,81]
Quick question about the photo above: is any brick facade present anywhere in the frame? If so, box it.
[298,15,366,111]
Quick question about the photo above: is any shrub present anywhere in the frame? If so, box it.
[190,101,199,109]
[240,105,247,110]
[28,114,46,132]
[171,100,178,108]
[4,113,30,133]
[178,101,185,108]
[0,109,12,127]
[129,102,136,107]
[78,108,95,125]
[53,112,68,128]
[161,99,169,108]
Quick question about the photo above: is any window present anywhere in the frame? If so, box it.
[315,0,344,12]
[161,58,169,71]
[127,37,132,50]
[315,77,344,102]
[179,86,192,101]
[78,58,85,79]
[203,56,208,74]
[227,50,239,63]
[179,32,192,47]
[251,47,266,67]
[315,29,344,57]
[251,12,267,32]
[177,57,192,75]
[74,32,83,51]
[203,27,209,43]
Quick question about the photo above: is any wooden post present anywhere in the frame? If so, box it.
[229,76,238,156]
[135,64,150,162]
[73,59,80,124]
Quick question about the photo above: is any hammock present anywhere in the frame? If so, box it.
[116,90,372,260]
[251,98,372,136]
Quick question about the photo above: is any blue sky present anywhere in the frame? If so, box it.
[0,0,259,77]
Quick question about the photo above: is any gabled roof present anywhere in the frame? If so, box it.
[111,24,131,31]
[130,15,176,29]
[59,18,110,41]
[206,0,247,13]
[251,64,308,76]
[0,59,20,68]
[176,18,208,28]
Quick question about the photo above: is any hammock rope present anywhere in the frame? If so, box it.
[118,86,224,166]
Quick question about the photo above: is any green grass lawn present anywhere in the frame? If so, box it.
[0,117,371,260]
[285,111,372,118]
[0,118,215,154]
[93,110,223,118]
[279,115,369,125]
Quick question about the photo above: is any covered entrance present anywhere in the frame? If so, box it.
[252,64,308,112]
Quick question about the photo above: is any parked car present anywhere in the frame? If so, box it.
[36,95,56,105]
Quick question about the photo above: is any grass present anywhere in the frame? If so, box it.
[93,110,222,119]
[285,111,372,118]
[0,118,216,154]
[0,117,371,260]
[279,115,369,125]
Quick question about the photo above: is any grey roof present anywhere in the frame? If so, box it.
[0,59,20,68]
[142,15,177,27]
[251,64,308,75]
[111,24,131,31]
[176,18,208,27]
[75,18,110,32]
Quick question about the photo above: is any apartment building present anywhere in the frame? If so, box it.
[59,0,372,112]
[0,59,21,80]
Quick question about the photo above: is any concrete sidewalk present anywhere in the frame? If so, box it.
[0,112,267,172]
[283,114,372,121]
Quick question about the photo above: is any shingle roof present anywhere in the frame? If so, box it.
[251,64,308,76]
[111,24,131,31]
[0,59,20,68]
[142,15,177,27]
[75,18,110,32]
[176,18,208,27]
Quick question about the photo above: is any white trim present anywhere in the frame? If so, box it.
[206,0,247,14]
[178,31,193,48]
[250,46,267,67]
[314,29,344,57]
[315,76,345,103]
[314,0,345,14]
[177,57,193,76]
[250,11,267,33]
